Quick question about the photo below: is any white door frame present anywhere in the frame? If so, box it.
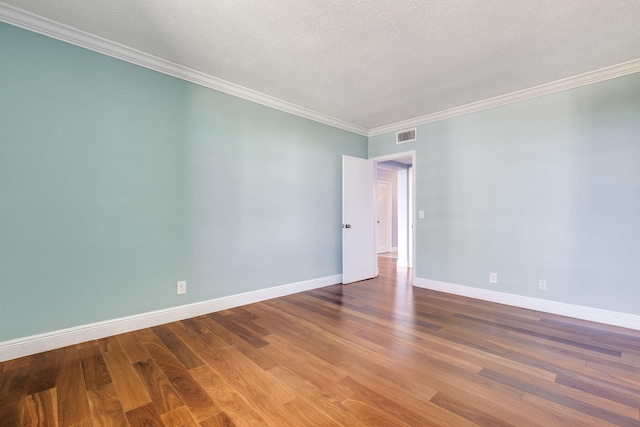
[370,151,416,284]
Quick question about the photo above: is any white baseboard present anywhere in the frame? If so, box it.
[414,278,640,331]
[0,274,341,362]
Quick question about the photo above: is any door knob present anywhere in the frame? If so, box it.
[343,224,351,228]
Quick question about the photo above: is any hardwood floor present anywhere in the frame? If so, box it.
[2,257,640,426]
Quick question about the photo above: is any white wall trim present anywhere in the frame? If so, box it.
[370,151,417,285]
[414,278,640,331]
[4,3,640,139]
[3,3,639,139]
[0,274,341,362]
[369,59,640,137]
[0,4,368,137]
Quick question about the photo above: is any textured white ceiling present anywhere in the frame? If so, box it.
[3,0,640,131]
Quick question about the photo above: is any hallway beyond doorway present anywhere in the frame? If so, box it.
[377,249,398,259]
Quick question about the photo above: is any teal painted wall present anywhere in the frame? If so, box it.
[0,23,367,341]
[370,72,640,315]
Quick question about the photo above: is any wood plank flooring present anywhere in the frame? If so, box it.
[2,257,640,426]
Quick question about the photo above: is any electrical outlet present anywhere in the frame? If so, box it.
[177,280,187,295]
[538,279,547,290]
[489,272,498,284]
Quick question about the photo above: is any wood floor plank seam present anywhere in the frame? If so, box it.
[2,257,640,426]
[479,367,640,426]
[453,313,623,356]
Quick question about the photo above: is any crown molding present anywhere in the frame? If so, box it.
[0,3,369,137]
[2,3,639,139]
[368,58,640,137]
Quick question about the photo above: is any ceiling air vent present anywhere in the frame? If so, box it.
[396,128,416,144]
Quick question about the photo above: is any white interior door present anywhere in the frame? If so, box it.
[342,155,376,284]
[376,181,392,254]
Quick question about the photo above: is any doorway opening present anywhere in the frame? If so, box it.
[371,151,415,284]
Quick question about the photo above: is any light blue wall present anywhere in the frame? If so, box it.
[370,72,640,315]
[0,23,367,341]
